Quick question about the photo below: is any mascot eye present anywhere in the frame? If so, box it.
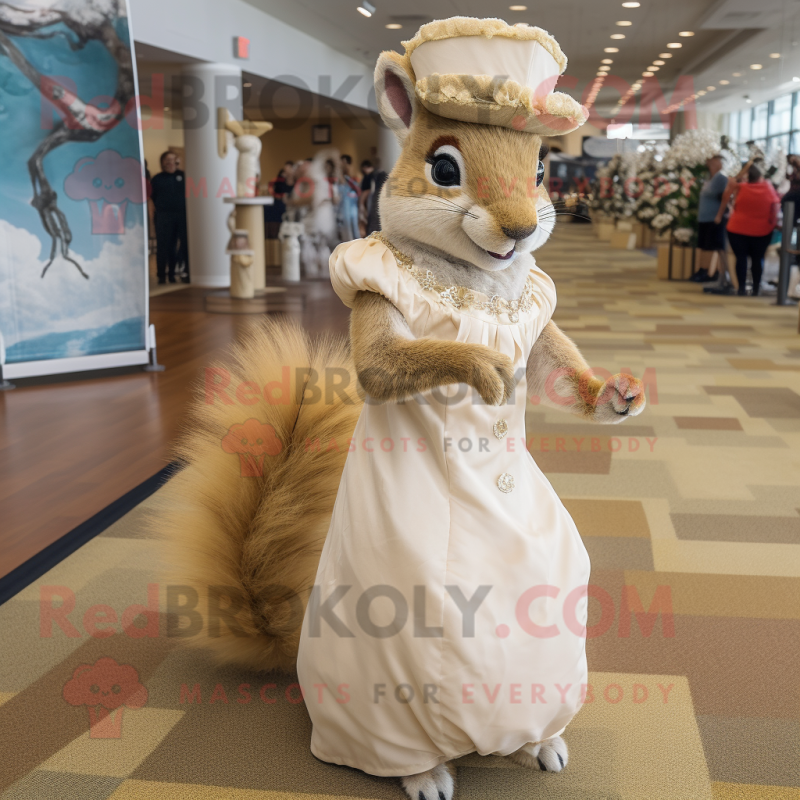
[112,684,121,694]
[536,160,545,187]
[90,684,100,693]
[429,154,460,187]
[115,177,125,188]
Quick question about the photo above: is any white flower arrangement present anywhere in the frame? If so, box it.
[634,129,739,245]
[652,213,674,230]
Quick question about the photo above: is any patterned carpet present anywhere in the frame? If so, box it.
[1,225,798,800]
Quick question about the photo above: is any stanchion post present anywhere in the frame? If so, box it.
[776,200,796,306]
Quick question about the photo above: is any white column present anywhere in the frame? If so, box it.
[181,63,242,287]
[377,123,402,174]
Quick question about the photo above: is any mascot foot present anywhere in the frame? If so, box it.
[401,763,454,800]
[508,735,569,772]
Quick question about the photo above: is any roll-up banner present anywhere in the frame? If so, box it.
[0,0,149,379]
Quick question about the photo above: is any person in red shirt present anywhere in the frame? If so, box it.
[725,164,780,296]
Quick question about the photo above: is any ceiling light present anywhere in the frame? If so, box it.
[719,79,730,85]
[648,66,660,71]
[653,60,665,65]
[622,1,640,6]
[602,58,614,64]
[679,31,694,37]
[616,20,632,26]
[770,53,781,58]
[243,82,252,88]
[667,42,682,48]
[610,33,626,39]
[642,71,654,77]
[385,22,402,28]
[509,4,528,9]
[357,0,375,16]
[697,90,706,95]
[745,98,752,103]
[707,85,716,91]
[605,47,619,52]
[750,63,763,70]
[732,72,742,76]
[597,72,607,76]
[659,52,672,58]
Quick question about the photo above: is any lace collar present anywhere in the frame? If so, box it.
[369,232,538,324]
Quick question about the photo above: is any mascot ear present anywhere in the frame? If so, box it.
[374,52,419,145]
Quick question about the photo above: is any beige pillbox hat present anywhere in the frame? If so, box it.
[400,16,587,136]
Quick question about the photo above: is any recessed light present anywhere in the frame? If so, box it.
[243,82,252,88]
[597,71,607,76]
[357,0,375,17]
[745,98,752,103]
[622,1,640,5]
[679,31,694,37]
[610,33,626,39]
[601,58,614,64]
[385,22,402,29]
[605,47,619,52]
[648,66,660,71]
[707,85,716,91]
[770,53,781,58]
[616,20,632,26]
[750,64,763,70]
[794,76,800,82]
[732,72,742,77]
[697,90,706,95]
[659,53,672,58]
[164,106,170,111]
[719,79,730,85]
[509,4,527,9]
[642,71,654,76]
[667,42,682,48]
[653,60,665,65]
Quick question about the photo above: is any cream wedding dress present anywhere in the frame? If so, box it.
[296,235,590,777]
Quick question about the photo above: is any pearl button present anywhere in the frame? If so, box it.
[493,419,508,440]
[497,473,515,493]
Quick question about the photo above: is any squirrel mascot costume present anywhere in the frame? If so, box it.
[160,17,645,800]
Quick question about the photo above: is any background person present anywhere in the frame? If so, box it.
[338,154,361,242]
[264,161,294,239]
[726,164,780,296]
[150,151,188,284]
[692,155,731,284]
[358,159,374,236]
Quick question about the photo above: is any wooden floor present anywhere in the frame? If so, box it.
[0,275,350,579]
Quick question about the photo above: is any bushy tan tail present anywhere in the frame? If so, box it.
[156,318,362,672]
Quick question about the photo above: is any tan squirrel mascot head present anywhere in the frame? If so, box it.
[374,17,587,270]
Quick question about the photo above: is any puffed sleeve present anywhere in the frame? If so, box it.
[329,237,402,309]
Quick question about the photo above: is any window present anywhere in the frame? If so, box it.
[752,103,768,139]
[726,91,800,160]
[728,113,739,141]
[770,95,792,136]
[739,108,752,141]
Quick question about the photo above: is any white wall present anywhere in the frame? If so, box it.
[128,0,374,110]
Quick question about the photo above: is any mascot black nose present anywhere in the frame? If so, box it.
[502,224,537,241]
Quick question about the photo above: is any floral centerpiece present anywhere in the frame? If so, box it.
[588,151,641,221]
[635,130,737,245]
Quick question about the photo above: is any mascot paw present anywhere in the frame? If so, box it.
[401,763,454,800]
[469,347,517,406]
[508,735,569,772]
[593,373,645,424]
